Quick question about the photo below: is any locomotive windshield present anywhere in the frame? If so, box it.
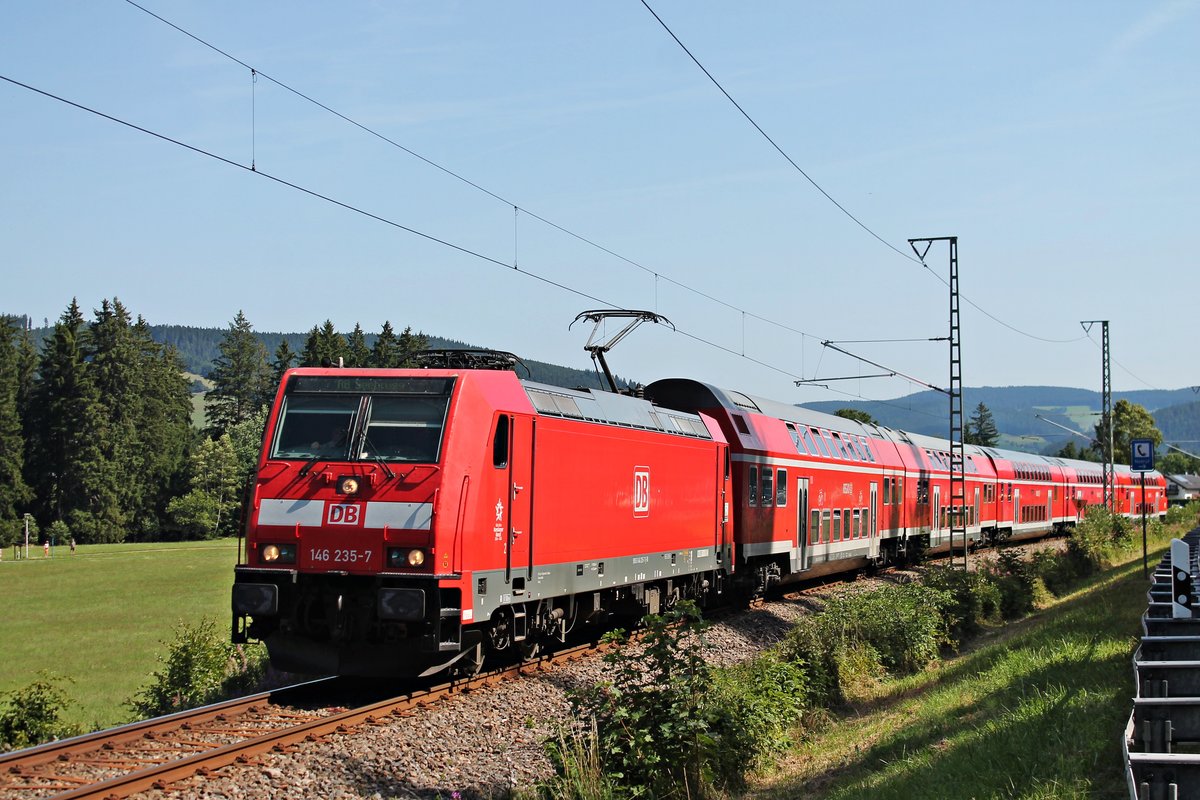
[269,376,454,463]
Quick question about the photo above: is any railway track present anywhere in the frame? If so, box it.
[0,645,601,800]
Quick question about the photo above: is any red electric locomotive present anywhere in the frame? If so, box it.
[232,363,731,677]
[233,361,1167,678]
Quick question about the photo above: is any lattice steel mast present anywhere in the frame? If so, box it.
[910,237,965,569]
[1081,320,1113,511]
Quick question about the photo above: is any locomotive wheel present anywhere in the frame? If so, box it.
[518,638,541,660]
[488,613,513,651]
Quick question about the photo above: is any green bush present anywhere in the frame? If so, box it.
[920,565,1002,644]
[711,652,809,779]
[824,582,951,674]
[981,548,1054,618]
[567,603,722,797]
[1164,503,1191,527]
[563,601,802,798]
[778,581,950,706]
[0,674,82,750]
[779,615,841,705]
[126,618,267,719]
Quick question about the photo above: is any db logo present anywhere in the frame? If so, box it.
[633,468,651,518]
[327,503,363,526]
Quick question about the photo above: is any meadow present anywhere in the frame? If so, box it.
[0,539,241,730]
[748,534,1176,800]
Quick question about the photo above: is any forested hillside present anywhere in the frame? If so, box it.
[803,386,1200,451]
[28,324,625,392]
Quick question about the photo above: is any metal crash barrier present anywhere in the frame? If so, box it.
[1126,530,1200,799]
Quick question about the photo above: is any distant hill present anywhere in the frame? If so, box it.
[27,324,625,393]
[803,386,1200,454]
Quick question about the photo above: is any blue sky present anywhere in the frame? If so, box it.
[2,1,1197,405]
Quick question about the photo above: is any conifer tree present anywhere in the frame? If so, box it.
[28,300,111,540]
[370,321,400,368]
[396,326,428,367]
[270,338,296,387]
[0,317,33,521]
[966,402,999,446]
[301,320,348,367]
[345,323,370,368]
[207,311,273,436]
[128,315,192,537]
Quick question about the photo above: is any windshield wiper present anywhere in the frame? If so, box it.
[299,455,322,477]
[359,433,396,480]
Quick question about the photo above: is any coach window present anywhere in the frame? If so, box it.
[761,468,774,507]
[800,427,819,456]
[810,509,821,544]
[847,437,865,461]
[809,428,830,458]
[860,437,875,462]
[748,466,758,507]
[785,422,806,454]
[776,468,788,506]
[492,416,510,468]
[829,432,850,460]
[883,477,891,504]
[893,478,903,505]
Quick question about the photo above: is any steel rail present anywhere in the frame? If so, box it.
[2,646,599,800]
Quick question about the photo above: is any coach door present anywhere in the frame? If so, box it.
[1013,489,1021,529]
[933,485,942,544]
[795,477,810,570]
[868,482,879,559]
[505,415,535,591]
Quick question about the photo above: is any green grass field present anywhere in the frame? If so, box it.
[0,539,241,731]
[749,537,1175,800]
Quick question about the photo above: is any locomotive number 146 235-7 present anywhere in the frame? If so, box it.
[308,548,372,565]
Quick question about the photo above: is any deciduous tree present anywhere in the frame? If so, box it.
[1095,399,1162,465]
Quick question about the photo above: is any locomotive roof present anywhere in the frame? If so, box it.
[519,379,714,440]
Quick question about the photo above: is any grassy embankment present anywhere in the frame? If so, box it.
[0,539,240,731]
[749,532,1178,800]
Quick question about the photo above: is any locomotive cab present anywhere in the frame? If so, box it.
[232,370,475,677]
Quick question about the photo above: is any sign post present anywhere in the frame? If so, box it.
[1131,438,1155,577]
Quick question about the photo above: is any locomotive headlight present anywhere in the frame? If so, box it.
[337,476,360,495]
[386,547,426,569]
[258,543,296,564]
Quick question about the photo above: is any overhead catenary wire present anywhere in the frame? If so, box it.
[20,5,1118,405]
[642,0,1092,348]
[2,71,900,403]
[119,0,822,347]
[122,0,1082,368]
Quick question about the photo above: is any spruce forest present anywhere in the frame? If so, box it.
[0,299,450,547]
